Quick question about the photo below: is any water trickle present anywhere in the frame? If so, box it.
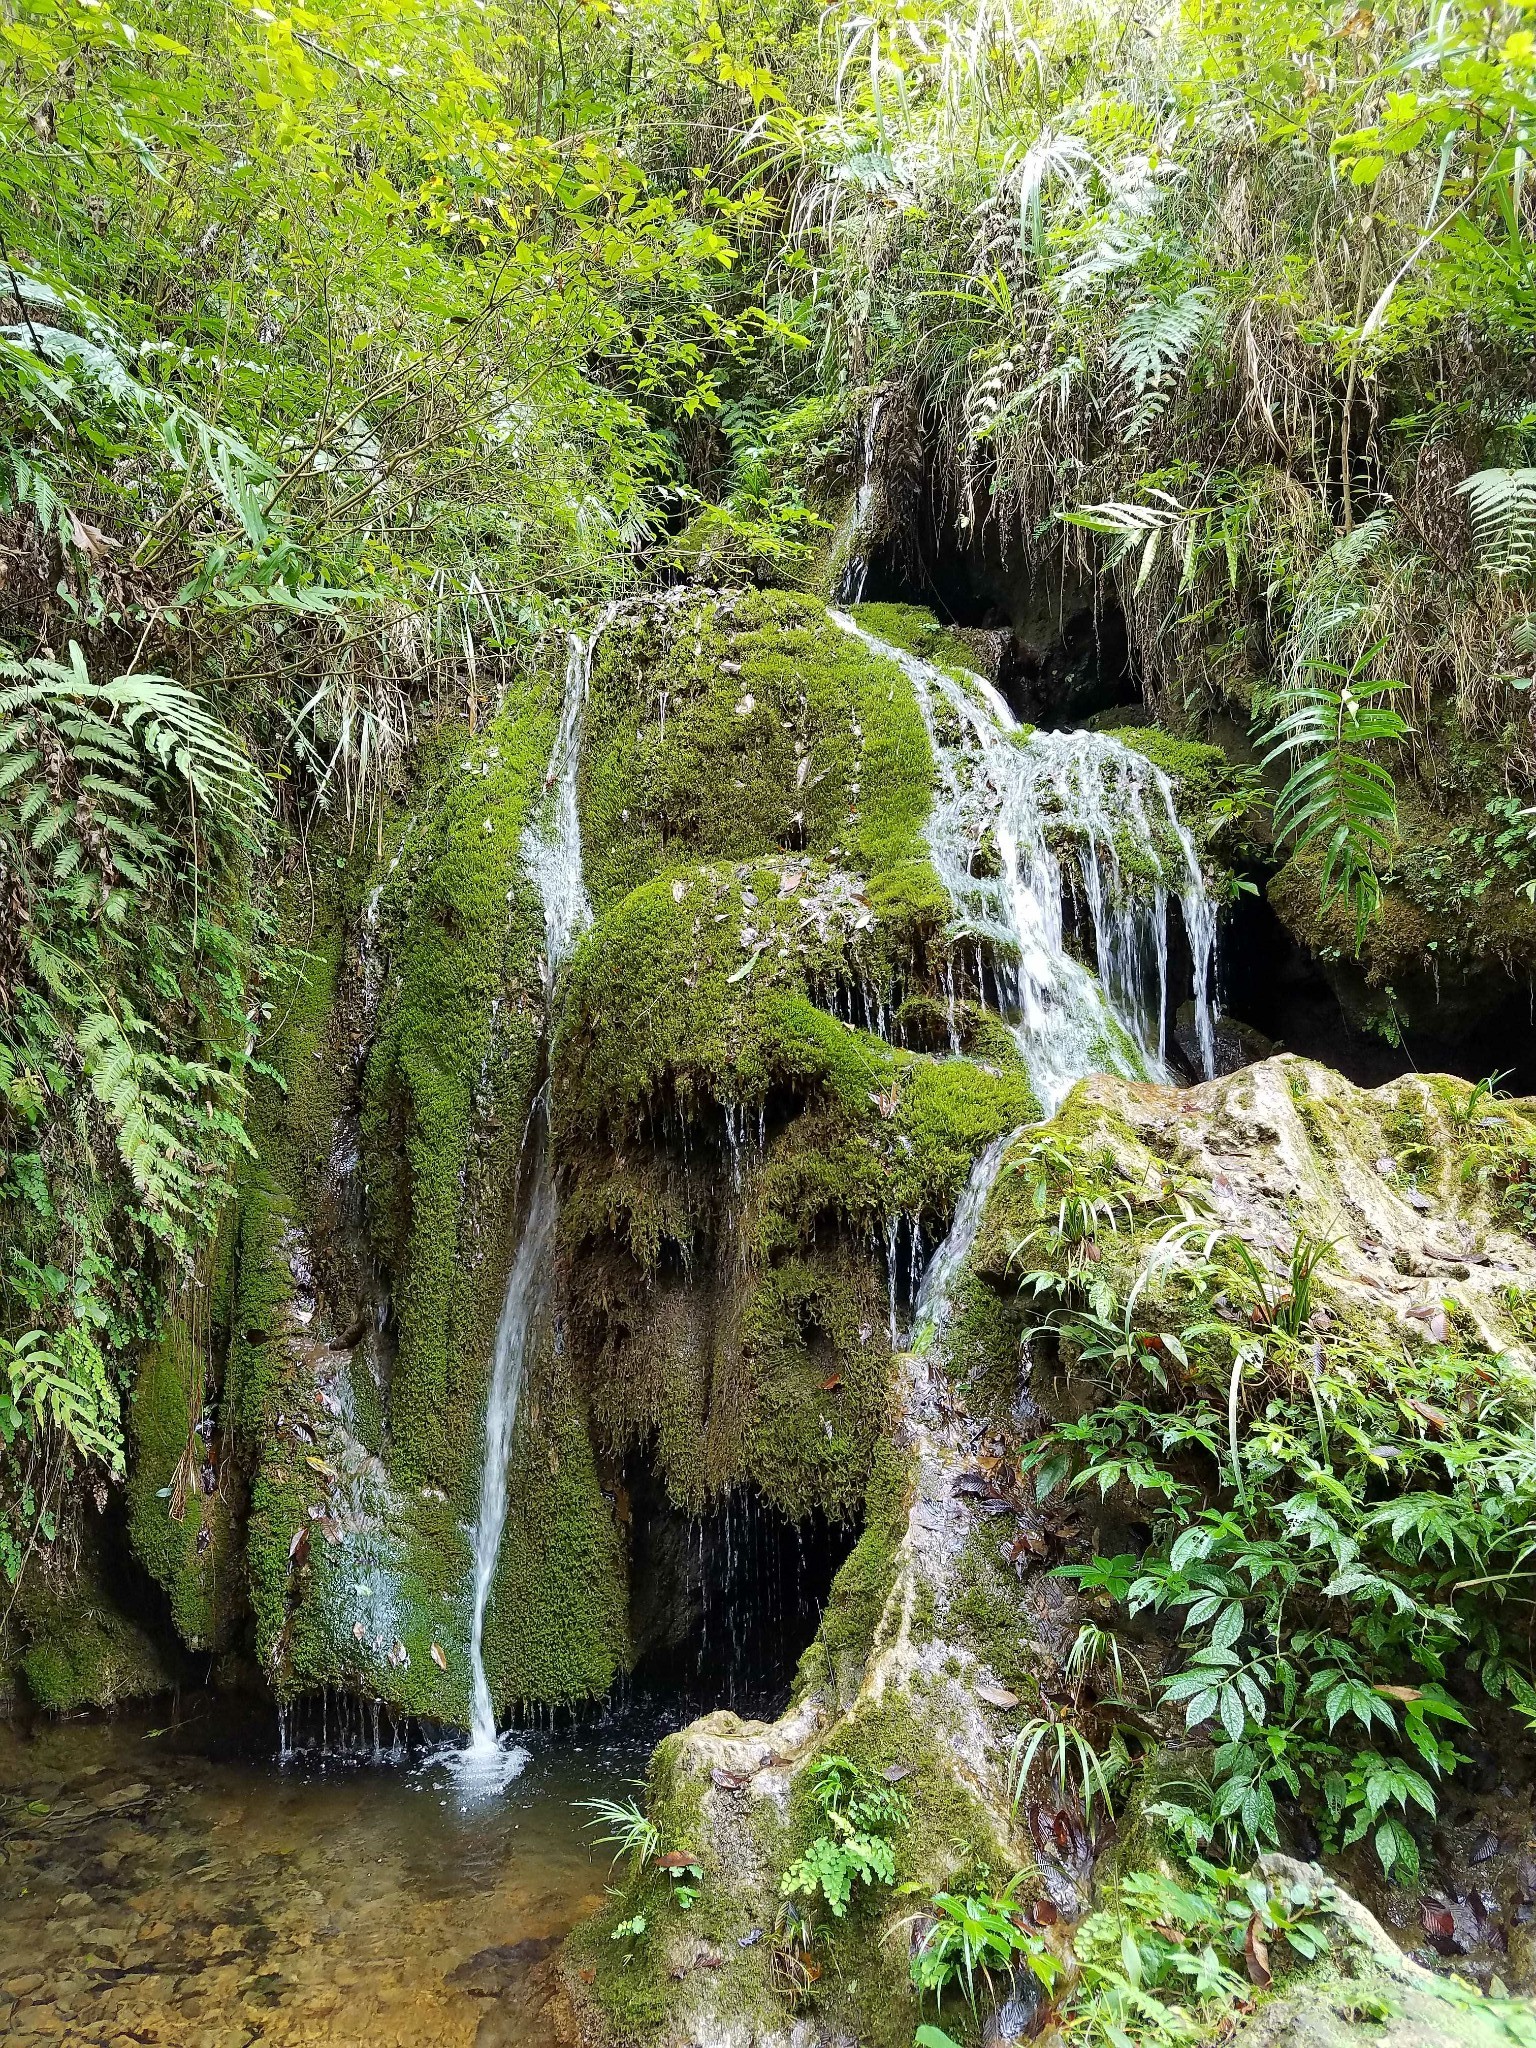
[835,394,886,605]
[458,611,610,1790]
[914,1130,1020,1337]
[833,613,1220,1114]
[884,1213,902,1345]
[462,1121,554,1784]
[522,614,612,974]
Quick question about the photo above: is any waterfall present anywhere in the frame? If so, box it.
[833,613,1219,1115]
[458,615,607,1786]
[913,1129,1019,1337]
[463,1126,556,1774]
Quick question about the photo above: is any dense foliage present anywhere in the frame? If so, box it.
[2,0,1534,1830]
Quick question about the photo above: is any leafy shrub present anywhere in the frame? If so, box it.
[908,1875,1063,2012]
[1068,1862,1329,2042]
[1029,1220,1536,1880]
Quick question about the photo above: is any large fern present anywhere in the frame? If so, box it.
[1259,644,1409,946]
[0,643,260,1472]
[1110,289,1215,437]
[1456,467,1536,575]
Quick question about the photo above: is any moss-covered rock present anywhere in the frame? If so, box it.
[14,1544,173,1712]
[569,1056,1536,2047]
[578,586,944,942]
[362,702,553,1496]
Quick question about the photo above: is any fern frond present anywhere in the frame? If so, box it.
[1258,647,1409,947]
[1457,468,1536,575]
[1112,288,1215,397]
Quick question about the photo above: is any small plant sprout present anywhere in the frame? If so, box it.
[578,1793,659,1872]
[1007,1703,1124,1826]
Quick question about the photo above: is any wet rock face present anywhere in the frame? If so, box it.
[566,1057,1536,2048]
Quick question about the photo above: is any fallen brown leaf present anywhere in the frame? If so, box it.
[1245,1913,1271,1987]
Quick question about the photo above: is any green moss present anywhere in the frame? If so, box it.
[794,1437,909,1703]
[1269,779,1536,1030]
[946,1524,1046,1701]
[849,601,982,682]
[362,701,553,1492]
[478,1362,630,1707]
[771,1690,1019,2048]
[18,1557,172,1711]
[942,1270,1027,1410]
[125,1313,241,1651]
[578,588,938,936]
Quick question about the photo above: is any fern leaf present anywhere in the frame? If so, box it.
[1456,468,1536,575]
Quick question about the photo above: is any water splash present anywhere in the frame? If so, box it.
[458,613,608,1790]
[833,613,1219,1114]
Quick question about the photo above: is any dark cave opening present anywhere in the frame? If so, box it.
[1217,887,1536,1094]
[621,1461,854,1718]
[859,482,1140,729]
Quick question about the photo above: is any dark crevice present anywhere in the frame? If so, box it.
[621,1460,852,1718]
[1217,889,1536,1092]
[861,467,1140,727]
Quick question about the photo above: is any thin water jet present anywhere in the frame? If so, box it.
[456,613,611,1790]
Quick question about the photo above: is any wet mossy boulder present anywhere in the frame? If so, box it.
[578,585,946,944]
[362,701,555,1498]
[554,590,1039,1528]
[13,1542,174,1713]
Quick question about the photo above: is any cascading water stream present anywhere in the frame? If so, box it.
[832,613,1219,1114]
[458,615,610,1787]
[913,1129,1019,1338]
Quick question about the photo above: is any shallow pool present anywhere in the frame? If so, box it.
[0,1696,663,2047]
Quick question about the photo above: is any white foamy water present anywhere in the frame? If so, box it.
[833,613,1218,1114]
[913,1128,1021,1337]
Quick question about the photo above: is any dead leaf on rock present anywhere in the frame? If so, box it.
[430,1643,448,1672]
[976,1682,1019,1709]
[1421,1901,1457,1951]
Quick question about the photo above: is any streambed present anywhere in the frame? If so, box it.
[0,1699,661,2047]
